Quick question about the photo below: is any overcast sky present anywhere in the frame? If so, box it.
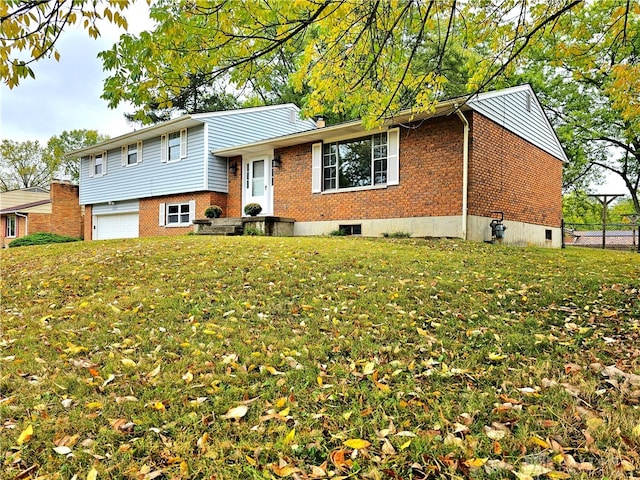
[0,2,153,145]
[0,3,628,195]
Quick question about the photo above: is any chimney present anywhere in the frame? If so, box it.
[316,117,325,128]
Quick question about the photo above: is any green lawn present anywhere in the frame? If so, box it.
[1,236,639,479]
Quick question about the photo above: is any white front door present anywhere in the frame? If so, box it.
[243,157,273,215]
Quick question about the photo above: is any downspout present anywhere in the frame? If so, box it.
[15,212,28,237]
[455,108,469,240]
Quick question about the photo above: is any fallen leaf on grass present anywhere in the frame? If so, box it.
[547,471,571,479]
[53,446,72,455]
[329,449,353,471]
[310,463,328,477]
[464,457,488,468]
[87,468,98,480]
[270,463,300,477]
[586,417,604,430]
[263,366,285,376]
[221,405,248,420]
[120,358,136,367]
[514,463,550,479]
[17,425,33,445]
[362,361,376,375]
[101,374,115,388]
[563,454,594,471]
[344,438,370,449]
[283,428,296,445]
[483,425,507,440]
[146,364,161,378]
[85,401,103,411]
[381,439,396,455]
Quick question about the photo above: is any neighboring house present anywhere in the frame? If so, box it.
[0,181,83,247]
[569,230,639,249]
[76,85,566,247]
[216,84,566,247]
[72,105,316,240]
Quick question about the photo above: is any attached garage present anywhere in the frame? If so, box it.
[92,200,139,240]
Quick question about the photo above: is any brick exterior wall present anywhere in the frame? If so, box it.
[269,115,465,222]
[50,181,84,238]
[468,114,563,227]
[84,205,93,241]
[227,157,244,217]
[139,191,228,238]
[77,110,561,241]
[26,212,51,234]
[1,181,83,246]
[223,112,561,229]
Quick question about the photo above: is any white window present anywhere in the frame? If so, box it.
[312,128,399,193]
[6,215,16,237]
[90,151,107,177]
[158,200,196,227]
[161,129,187,163]
[121,141,143,166]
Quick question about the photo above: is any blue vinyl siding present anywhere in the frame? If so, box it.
[80,125,207,205]
[92,200,139,215]
[469,88,567,162]
[80,105,316,205]
[203,106,316,191]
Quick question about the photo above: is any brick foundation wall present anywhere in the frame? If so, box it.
[270,116,465,222]
[50,181,83,239]
[84,205,93,241]
[139,191,228,237]
[468,113,563,227]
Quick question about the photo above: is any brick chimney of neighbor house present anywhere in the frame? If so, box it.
[50,180,84,239]
[316,117,325,128]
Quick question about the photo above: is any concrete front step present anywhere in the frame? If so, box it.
[193,218,244,235]
[198,225,244,235]
[193,216,295,236]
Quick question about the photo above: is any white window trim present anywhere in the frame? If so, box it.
[89,151,107,177]
[6,215,16,238]
[312,127,399,193]
[161,129,188,163]
[158,200,196,227]
[121,141,143,166]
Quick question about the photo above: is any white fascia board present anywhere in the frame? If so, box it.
[191,103,303,119]
[68,115,204,157]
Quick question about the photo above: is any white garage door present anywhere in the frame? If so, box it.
[93,213,139,240]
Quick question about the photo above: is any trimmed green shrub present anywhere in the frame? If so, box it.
[204,205,223,218]
[382,231,412,238]
[243,226,264,236]
[9,232,81,248]
[244,203,262,216]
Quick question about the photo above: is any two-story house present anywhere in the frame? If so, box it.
[73,105,316,240]
[76,85,567,247]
